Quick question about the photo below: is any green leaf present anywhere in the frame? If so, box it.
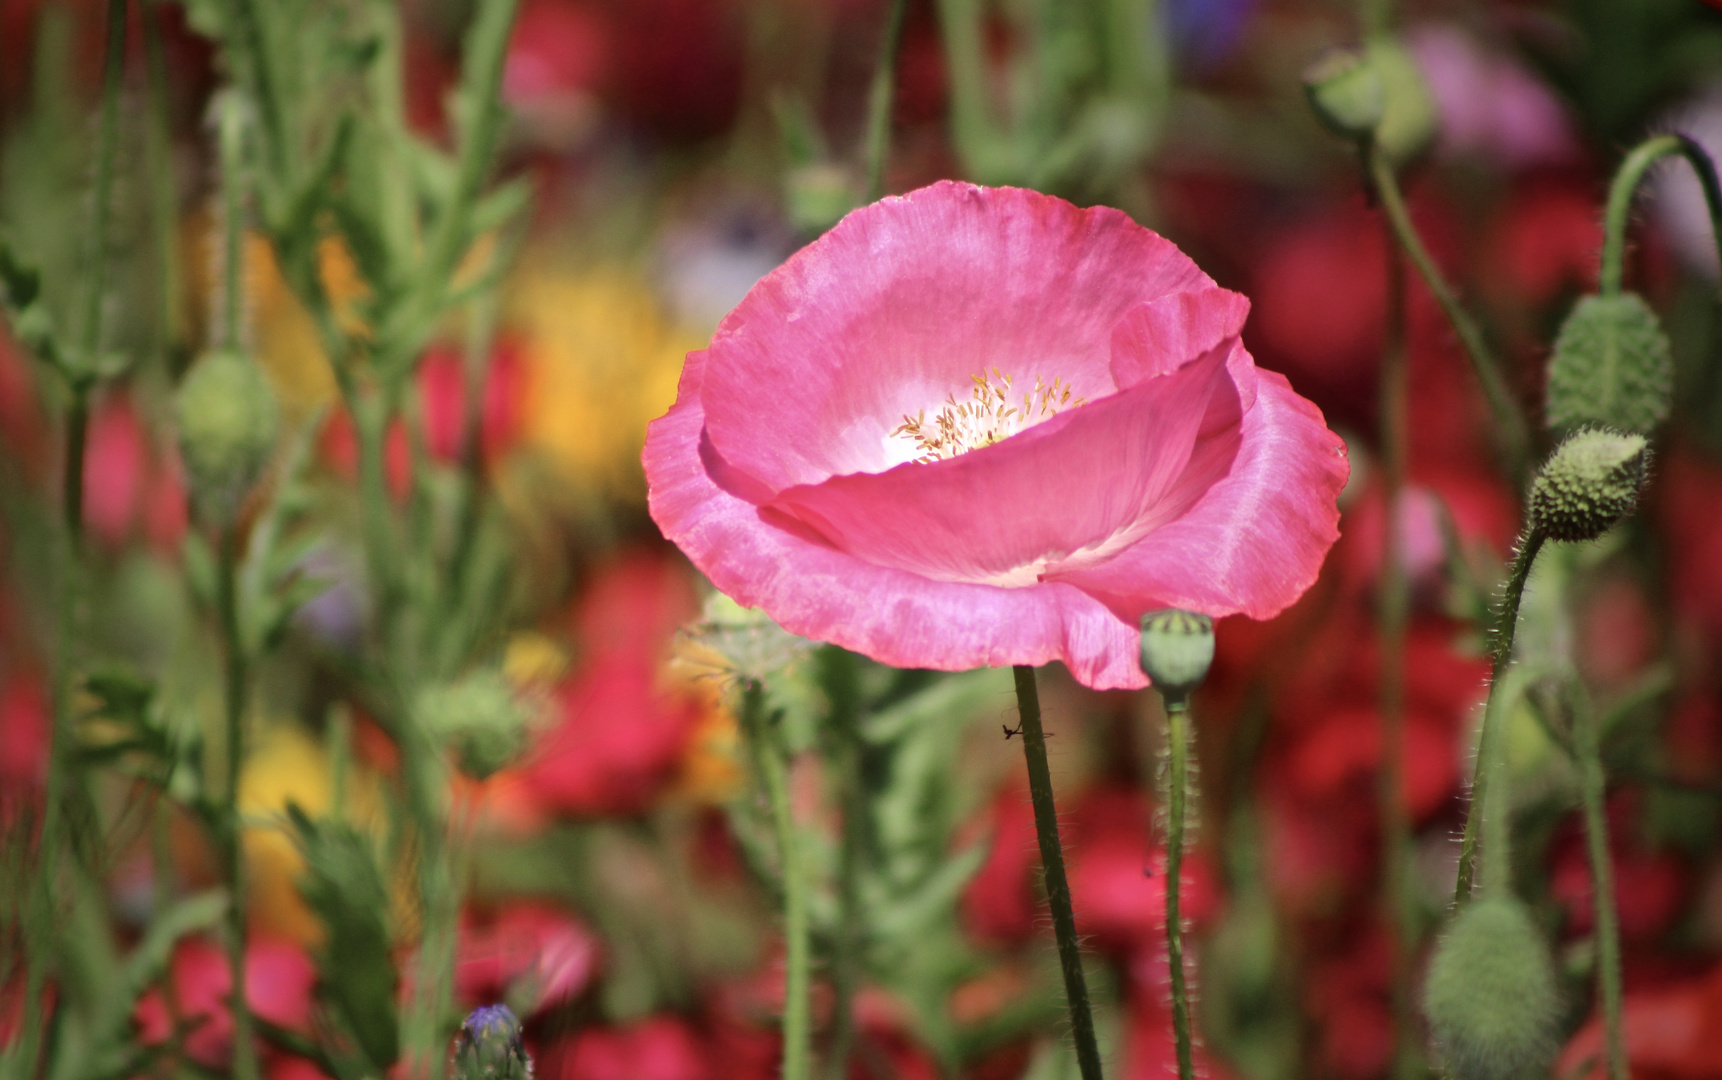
[290,807,400,1072]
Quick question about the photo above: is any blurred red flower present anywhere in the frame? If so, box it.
[455,903,600,1014]
[134,937,315,1067]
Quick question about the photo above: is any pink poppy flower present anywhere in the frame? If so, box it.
[644,182,1348,689]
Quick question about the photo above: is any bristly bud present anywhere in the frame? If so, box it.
[1423,897,1561,1080]
[452,1005,533,1080]
[415,670,535,780]
[1302,41,1435,165]
[175,347,280,527]
[1303,49,1385,141]
[1139,609,1215,703]
[1546,292,1673,435]
[1527,429,1650,542]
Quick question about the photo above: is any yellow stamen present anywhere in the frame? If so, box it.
[891,368,1084,462]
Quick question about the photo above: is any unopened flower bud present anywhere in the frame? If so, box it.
[1138,609,1215,702]
[1303,41,1435,165]
[175,347,280,526]
[1304,49,1385,140]
[1546,292,1673,435]
[1423,897,1561,1080]
[1528,429,1649,542]
[452,1005,532,1080]
[416,670,534,780]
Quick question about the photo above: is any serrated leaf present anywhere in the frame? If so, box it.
[469,178,531,236]
[868,841,989,945]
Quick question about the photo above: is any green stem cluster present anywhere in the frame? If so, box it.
[1012,666,1104,1080]
[1163,699,1196,1080]
[216,525,261,1080]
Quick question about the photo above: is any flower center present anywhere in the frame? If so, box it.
[891,369,1085,463]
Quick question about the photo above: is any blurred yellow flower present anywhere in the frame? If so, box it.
[510,267,702,499]
[239,723,382,945]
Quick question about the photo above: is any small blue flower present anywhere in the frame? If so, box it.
[452,1005,532,1080]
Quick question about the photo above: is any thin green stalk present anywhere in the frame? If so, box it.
[1012,666,1104,1080]
[216,525,261,1080]
[1600,133,1722,298]
[740,682,811,1080]
[1368,148,1530,479]
[1453,530,1546,906]
[142,1,187,369]
[217,94,247,351]
[862,0,909,201]
[818,650,865,1080]
[79,0,127,364]
[1572,694,1626,1080]
[1376,223,1415,1080]
[1164,698,1196,1080]
[1476,666,1538,899]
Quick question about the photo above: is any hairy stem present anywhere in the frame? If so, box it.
[740,682,811,1080]
[216,525,260,1080]
[1453,530,1546,906]
[1013,665,1104,1080]
[1164,697,1196,1080]
[79,0,127,364]
[217,94,247,351]
[862,0,909,201]
[1573,694,1627,1080]
[1368,148,1530,479]
[1600,133,1722,298]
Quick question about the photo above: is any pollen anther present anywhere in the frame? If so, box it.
[892,369,1084,462]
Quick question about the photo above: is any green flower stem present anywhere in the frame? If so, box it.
[142,2,187,367]
[1012,665,1104,1080]
[1573,694,1627,1080]
[1376,228,1416,1080]
[818,650,865,1080]
[1600,134,1722,298]
[217,93,247,351]
[79,0,127,364]
[1367,148,1529,480]
[739,682,811,1080]
[1164,697,1196,1080]
[1476,665,1539,899]
[862,0,909,201]
[216,523,261,1080]
[1453,529,1546,906]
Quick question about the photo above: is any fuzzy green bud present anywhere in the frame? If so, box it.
[175,348,280,526]
[1139,609,1215,702]
[416,670,534,780]
[1303,49,1385,141]
[452,1005,533,1080]
[1546,292,1673,435]
[1528,429,1649,542]
[1423,897,1561,1080]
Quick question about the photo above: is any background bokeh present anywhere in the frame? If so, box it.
[7,0,1722,1078]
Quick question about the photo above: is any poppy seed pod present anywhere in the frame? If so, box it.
[1303,42,1435,164]
[1528,429,1649,542]
[1423,897,1561,1080]
[1546,292,1673,435]
[1139,609,1215,702]
[175,347,280,527]
[452,1005,533,1080]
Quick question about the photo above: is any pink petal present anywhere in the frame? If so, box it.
[699,181,1213,491]
[644,351,1150,689]
[1050,369,1348,621]
[763,343,1231,585]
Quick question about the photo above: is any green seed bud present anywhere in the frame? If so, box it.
[1368,40,1438,166]
[416,670,534,780]
[1423,897,1561,1080]
[1304,49,1385,141]
[452,1005,533,1080]
[1527,429,1649,543]
[1546,292,1673,435]
[1138,609,1215,702]
[175,348,280,527]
